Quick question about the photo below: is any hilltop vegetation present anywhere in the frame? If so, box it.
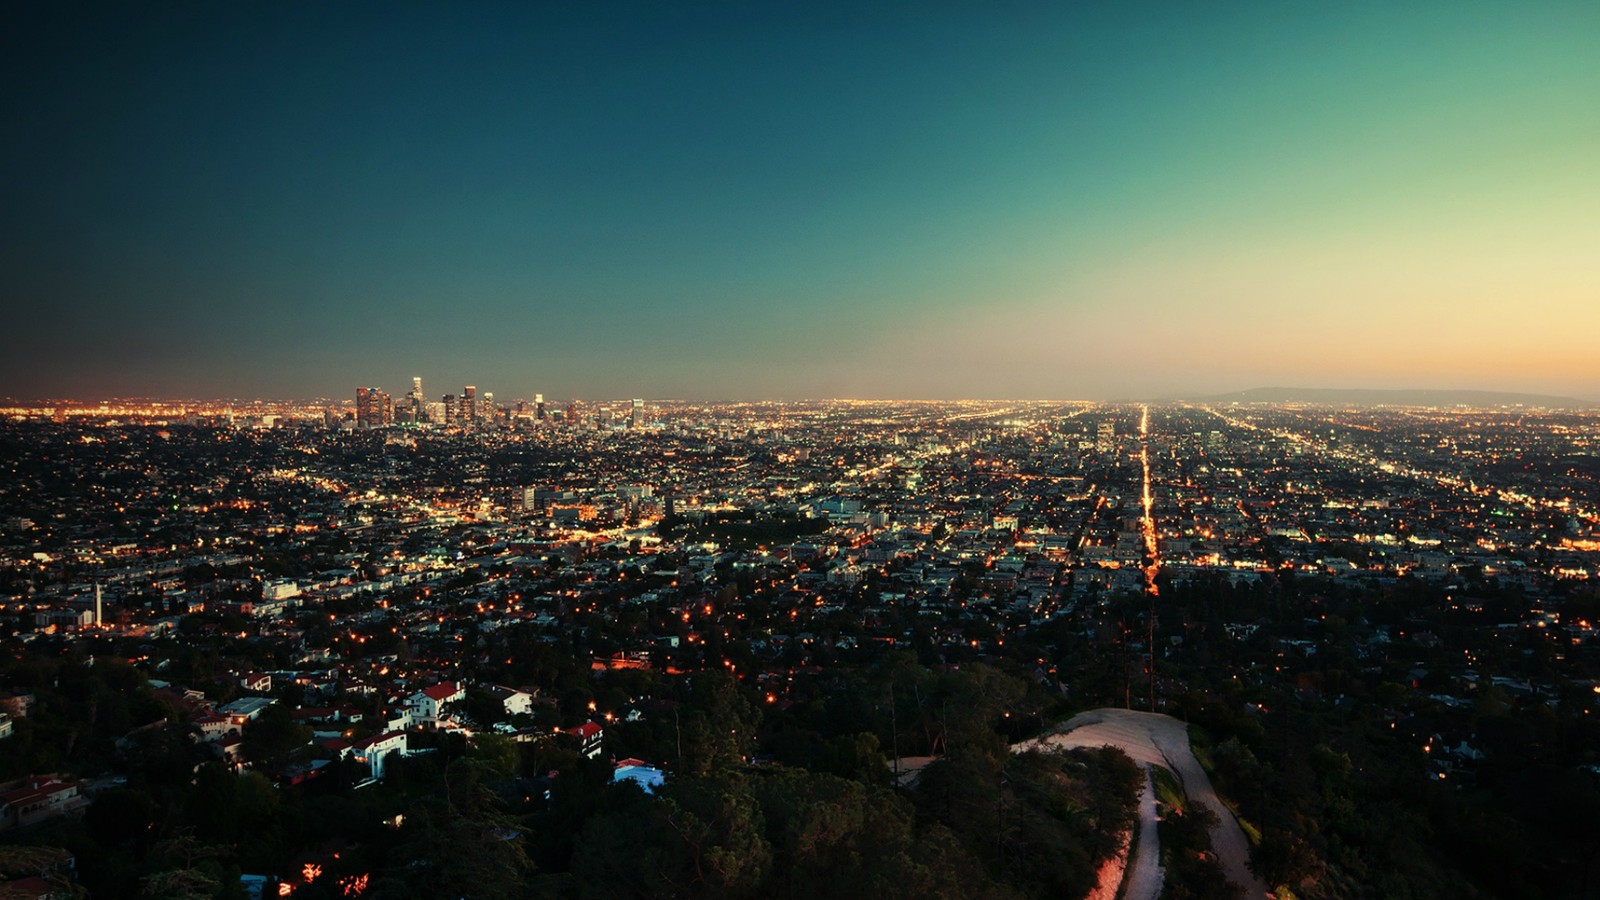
[0,650,1138,899]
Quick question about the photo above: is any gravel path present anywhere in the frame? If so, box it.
[1122,765,1163,900]
[1018,708,1270,899]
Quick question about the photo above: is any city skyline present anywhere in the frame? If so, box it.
[4,2,1598,402]
[7,382,1600,409]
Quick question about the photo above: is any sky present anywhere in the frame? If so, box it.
[3,1,1598,402]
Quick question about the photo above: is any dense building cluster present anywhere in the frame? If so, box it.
[0,399,1597,897]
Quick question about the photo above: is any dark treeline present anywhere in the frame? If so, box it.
[1082,571,1600,900]
[0,646,1137,900]
[5,564,1599,898]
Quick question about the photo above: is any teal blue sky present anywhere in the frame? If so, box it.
[3,1,1597,401]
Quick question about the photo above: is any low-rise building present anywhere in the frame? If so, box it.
[405,682,464,724]
[0,776,87,830]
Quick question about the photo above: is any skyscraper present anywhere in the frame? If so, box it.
[535,393,547,421]
[408,376,424,421]
[463,386,477,423]
[356,387,392,429]
[630,398,644,429]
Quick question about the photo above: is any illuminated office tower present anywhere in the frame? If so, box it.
[355,387,391,430]
[535,393,547,421]
[483,392,494,424]
[443,394,458,426]
[408,376,424,420]
[630,398,644,429]
[463,386,477,423]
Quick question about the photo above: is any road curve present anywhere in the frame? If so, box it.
[1016,708,1269,899]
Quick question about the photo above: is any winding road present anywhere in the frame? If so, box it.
[1017,708,1269,899]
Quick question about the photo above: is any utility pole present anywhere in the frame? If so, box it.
[890,681,899,780]
[1149,607,1157,712]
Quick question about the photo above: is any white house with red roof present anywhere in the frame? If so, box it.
[192,711,235,742]
[575,721,605,759]
[404,681,464,724]
[349,730,408,780]
[0,776,87,830]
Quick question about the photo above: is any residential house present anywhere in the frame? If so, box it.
[575,721,605,759]
[0,777,87,830]
[404,682,464,724]
[218,697,276,727]
[193,712,235,742]
[349,730,408,780]
[484,685,534,718]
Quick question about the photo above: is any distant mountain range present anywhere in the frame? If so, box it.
[1190,387,1597,408]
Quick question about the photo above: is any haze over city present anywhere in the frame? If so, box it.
[4,2,1598,402]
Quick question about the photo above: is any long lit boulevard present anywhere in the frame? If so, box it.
[3,397,1598,897]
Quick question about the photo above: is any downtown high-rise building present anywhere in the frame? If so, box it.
[463,386,477,423]
[407,376,424,421]
[630,398,644,429]
[356,387,392,429]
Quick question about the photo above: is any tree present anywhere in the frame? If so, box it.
[814,732,888,785]
[467,733,521,780]
[240,703,311,770]
[86,786,157,849]
[370,758,536,900]
[673,673,761,777]
[137,836,236,900]
[751,766,1002,899]
[461,688,510,729]
[184,766,296,871]
[0,846,86,898]
[139,868,220,900]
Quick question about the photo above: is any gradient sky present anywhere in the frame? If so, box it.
[3,1,1597,402]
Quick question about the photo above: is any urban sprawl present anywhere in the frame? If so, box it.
[1,392,1598,897]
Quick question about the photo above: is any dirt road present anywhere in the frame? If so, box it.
[1018,708,1269,899]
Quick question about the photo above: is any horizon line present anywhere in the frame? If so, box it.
[4,384,1598,408]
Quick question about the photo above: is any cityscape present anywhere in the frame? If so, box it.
[1,390,1597,897]
[4,2,1600,899]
